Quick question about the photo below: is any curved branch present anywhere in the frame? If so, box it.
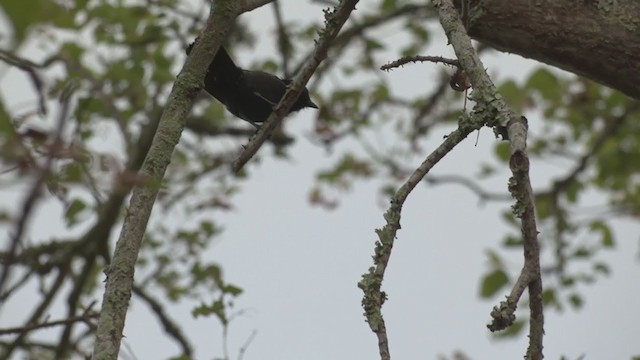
[132,285,193,357]
[438,1,543,359]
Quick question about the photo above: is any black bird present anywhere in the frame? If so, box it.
[186,41,318,126]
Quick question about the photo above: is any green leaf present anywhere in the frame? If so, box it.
[494,319,526,338]
[479,269,509,298]
[1,0,79,43]
[364,38,384,52]
[494,142,510,162]
[593,262,610,276]
[567,292,583,309]
[560,276,576,287]
[565,180,583,203]
[380,0,397,12]
[500,210,518,226]
[542,288,562,310]
[59,162,84,183]
[168,355,192,360]
[406,20,430,42]
[317,153,374,185]
[484,249,504,267]
[371,83,390,102]
[589,220,615,248]
[502,235,523,247]
[222,284,243,296]
[0,100,14,136]
[191,263,222,284]
[535,194,554,220]
[497,80,524,112]
[572,247,592,258]
[192,299,226,322]
[525,68,562,101]
[65,199,87,226]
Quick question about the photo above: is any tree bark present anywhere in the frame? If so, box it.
[468,0,640,100]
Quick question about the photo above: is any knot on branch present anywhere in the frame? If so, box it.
[487,298,517,332]
[509,150,529,174]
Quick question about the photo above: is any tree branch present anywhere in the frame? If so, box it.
[357,0,529,356]
[0,312,98,336]
[231,0,361,173]
[436,0,544,358]
[358,123,477,360]
[91,1,274,358]
[468,0,640,100]
[0,87,72,300]
[132,285,193,357]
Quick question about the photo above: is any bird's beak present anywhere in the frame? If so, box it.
[308,100,319,109]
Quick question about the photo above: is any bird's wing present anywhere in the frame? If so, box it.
[242,71,287,105]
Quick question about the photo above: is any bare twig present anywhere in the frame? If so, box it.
[0,49,61,115]
[425,174,512,202]
[0,86,72,299]
[132,285,193,357]
[271,0,291,77]
[358,120,478,360]
[237,329,257,360]
[2,268,68,356]
[0,312,98,336]
[380,55,459,71]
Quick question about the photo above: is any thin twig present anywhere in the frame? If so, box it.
[0,86,72,299]
[132,285,193,356]
[271,0,291,77]
[237,329,257,360]
[358,122,478,360]
[380,55,459,71]
[0,313,99,336]
[0,49,61,115]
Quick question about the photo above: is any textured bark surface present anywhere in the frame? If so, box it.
[468,0,640,99]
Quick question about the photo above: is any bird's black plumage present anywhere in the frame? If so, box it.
[186,41,318,126]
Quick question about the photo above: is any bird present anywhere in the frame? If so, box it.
[186,40,318,127]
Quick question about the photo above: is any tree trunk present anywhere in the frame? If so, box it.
[468,0,640,100]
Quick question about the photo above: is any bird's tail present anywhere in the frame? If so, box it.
[210,46,236,71]
[186,40,241,79]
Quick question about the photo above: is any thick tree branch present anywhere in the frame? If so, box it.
[468,0,640,100]
[503,116,544,359]
[91,1,274,358]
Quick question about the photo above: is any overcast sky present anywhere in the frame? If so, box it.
[1,1,639,360]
